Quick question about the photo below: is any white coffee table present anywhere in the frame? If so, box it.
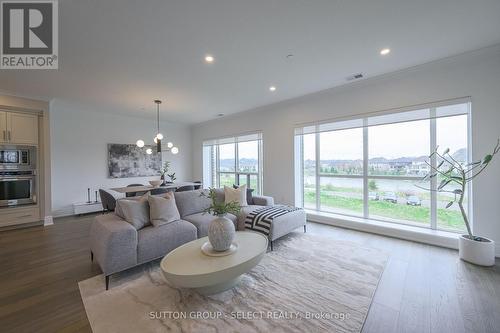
[160,231,268,295]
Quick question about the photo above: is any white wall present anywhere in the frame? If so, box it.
[192,45,500,254]
[50,100,192,216]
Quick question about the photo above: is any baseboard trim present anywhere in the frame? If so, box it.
[44,216,54,226]
[51,207,74,218]
[308,211,500,258]
[307,210,460,248]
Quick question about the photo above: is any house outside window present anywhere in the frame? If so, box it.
[294,99,471,232]
[203,132,263,194]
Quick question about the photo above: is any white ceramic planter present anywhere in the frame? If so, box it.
[458,235,495,266]
[208,215,235,252]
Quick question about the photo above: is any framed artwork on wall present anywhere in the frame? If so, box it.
[107,143,161,178]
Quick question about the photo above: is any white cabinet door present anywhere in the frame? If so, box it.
[7,113,38,145]
[0,111,8,143]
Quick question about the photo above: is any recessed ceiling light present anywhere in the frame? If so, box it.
[205,55,214,63]
[380,48,391,55]
[269,86,277,92]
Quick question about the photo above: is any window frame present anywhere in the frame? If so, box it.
[294,99,471,232]
[203,133,263,194]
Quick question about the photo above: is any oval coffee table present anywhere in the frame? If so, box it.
[160,231,268,295]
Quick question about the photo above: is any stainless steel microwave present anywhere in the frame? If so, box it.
[0,145,36,171]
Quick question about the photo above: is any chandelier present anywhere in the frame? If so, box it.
[136,100,179,155]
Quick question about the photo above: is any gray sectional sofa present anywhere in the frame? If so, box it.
[176,188,275,237]
[90,189,306,289]
[90,214,197,289]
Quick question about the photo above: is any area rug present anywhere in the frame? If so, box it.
[79,233,388,333]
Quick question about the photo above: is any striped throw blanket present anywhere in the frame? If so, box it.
[245,205,301,236]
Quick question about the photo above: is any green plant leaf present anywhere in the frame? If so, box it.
[453,189,463,194]
[445,201,454,209]
[202,187,241,216]
[443,166,455,176]
[483,154,492,164]
[438,179,452,190]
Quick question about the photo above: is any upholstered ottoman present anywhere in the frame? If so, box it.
[238,205,307,250]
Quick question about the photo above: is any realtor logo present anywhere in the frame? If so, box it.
[1,0,58,69]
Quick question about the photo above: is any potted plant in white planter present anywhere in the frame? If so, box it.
[202,188,241,252]
[421,139,499,266]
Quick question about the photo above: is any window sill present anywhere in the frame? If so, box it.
[305,209,461,250]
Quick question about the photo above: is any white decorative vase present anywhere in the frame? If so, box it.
[208,214,235,252]
[149,180,162,188]
[458,235,495,266]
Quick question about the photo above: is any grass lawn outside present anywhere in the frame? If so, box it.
[305,183,465,203]
[304,191,465,232]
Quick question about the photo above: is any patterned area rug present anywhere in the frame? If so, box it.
[79,233,388,333]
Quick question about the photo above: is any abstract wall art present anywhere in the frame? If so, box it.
[107,143,161,178]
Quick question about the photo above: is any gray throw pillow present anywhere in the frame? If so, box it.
[148,192,180,227]
[115,195,141,217]
[115,194,150,230]
[214,188,225,204]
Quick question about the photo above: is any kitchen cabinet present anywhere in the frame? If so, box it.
[0,111,38,145]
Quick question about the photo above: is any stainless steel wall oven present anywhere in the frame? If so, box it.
[0,145,36,207]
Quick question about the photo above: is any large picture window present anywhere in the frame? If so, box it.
[203,133,263,194]
[295,99,470,232]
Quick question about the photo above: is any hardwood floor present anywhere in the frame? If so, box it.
[1,215,499,333]
[0,215,100,333]
[306,224,500,333]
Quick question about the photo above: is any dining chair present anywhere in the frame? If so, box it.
[99,189,117,212]
[150,187,173,195]
[175,185,195,192]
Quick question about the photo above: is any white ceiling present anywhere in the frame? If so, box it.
[1,0,500,124]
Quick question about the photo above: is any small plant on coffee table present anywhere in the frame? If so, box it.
[202,188,241,216]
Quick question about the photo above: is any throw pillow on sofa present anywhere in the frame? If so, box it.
[148,192,180,227]
[115,194,150,230]
[233,184,254,205]
[224,184,248,207]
